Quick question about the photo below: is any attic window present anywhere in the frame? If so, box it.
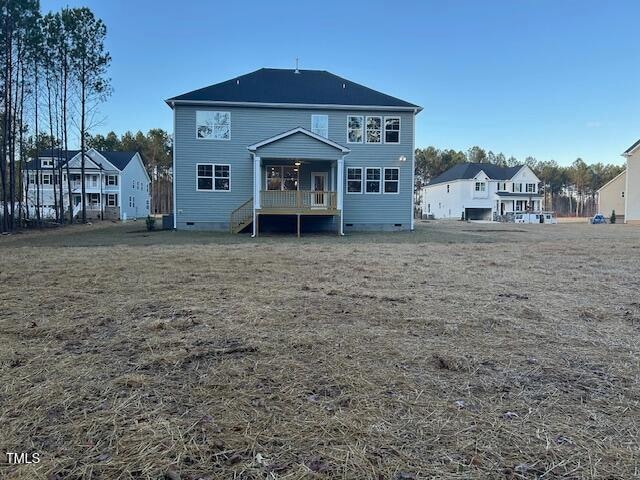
[41,158,53,168]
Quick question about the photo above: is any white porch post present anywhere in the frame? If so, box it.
[337,156,344,235]
[331,163,336,192]
[252,155,261,237]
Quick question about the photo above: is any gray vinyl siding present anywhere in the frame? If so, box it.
[174,105,415,230]
[255,132,343,159]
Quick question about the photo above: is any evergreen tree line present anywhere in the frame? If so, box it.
[415,146,625,216]
[0,0,110,231]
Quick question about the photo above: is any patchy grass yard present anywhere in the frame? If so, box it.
[1,221,639,479]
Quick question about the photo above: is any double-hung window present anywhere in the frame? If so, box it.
[526,183,536,193]
[311,115,328,138]
[197,163,231,191]
[347,116,364,143]
[196,111,231,140]
[384,168,399,193]
[512,183,523,193]
[347,167,363,193]
[214,165,230,190]
[365,116,382,143]
[42,174,52,185]
[384,117,400,143]
[365,167,381,193]
[475,182,486,192]
[107,193,117,207]
[106,175,118,186]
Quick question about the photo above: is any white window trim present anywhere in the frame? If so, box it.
[214,164,231,192]
[346,167,363,194]
[106,174,118,186]
[383,167,400,194]
[311,114,329,138]
[196,163,213,192]
[196,110,231,141]
[475,182,486,192]
[347,115,364,144]
[365,116,382,144]
[265,165,300,191]
[383,116,401,144]
[107,193,117,207]
[196,163,231,192]
[365,167,382,194]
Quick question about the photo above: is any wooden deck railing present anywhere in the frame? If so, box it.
[260,190,337,210]
[230,197,254,233]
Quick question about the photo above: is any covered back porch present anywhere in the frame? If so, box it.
[246,127,349,236]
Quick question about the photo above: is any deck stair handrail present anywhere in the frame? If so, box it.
[230,197,254,233]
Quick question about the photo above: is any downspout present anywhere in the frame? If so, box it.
[251,152,256,237]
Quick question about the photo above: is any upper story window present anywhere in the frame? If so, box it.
[196,111,230,140]
[526,183,536,193]
[41,158,53,168]
[311,115,328,138]
[512,183,523,193]
[366,116,382,144]
[197,163,230,191]
[475,182,486,192]
[106,175,118,186]
[446,184,450,193]
[365,167,381,193]
[497,182,507,191]
[347,167,363,193]
[42,173,52,185]
[347,116,364,143]
[384,168,399,193]
[384,117,400,143]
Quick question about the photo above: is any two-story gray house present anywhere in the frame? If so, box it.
[166,68,422,235]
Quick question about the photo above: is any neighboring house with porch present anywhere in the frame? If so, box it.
[421,163,542,220]
[23,149,151,220]
[597,170,626,222]
[166,67,421,234]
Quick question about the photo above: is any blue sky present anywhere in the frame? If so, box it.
[41,0,639,165]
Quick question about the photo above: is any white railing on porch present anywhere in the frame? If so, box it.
[260,190,337,210]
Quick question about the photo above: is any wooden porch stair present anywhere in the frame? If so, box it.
[230,197,253,233]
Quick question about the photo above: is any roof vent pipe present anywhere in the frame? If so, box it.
[294,57,300,74]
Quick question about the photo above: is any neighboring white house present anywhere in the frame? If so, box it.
[422,163,542,220]
[23,149,151,220]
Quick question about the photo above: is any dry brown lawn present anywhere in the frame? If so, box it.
[1,221,639,479]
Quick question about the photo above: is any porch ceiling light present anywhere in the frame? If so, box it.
[294,161,301,166]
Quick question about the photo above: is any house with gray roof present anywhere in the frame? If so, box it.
[166,67,422,235]
[421,162,542,220]
[23,148,150,220]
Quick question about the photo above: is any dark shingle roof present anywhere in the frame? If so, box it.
[25,150,138,171]
[623,138,640,155]
[166,68,421,110]
[99,151,137,170]
[428,163,524,186]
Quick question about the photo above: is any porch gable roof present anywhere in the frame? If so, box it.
[247,127,350,155]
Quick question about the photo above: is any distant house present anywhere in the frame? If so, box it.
[166,68,422,234]
[622,139,640,224]
[23,149,151,220]
[421,163,542,220]
[597,170,626,222]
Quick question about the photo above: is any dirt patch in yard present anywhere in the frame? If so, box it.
[0,222,639,479]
